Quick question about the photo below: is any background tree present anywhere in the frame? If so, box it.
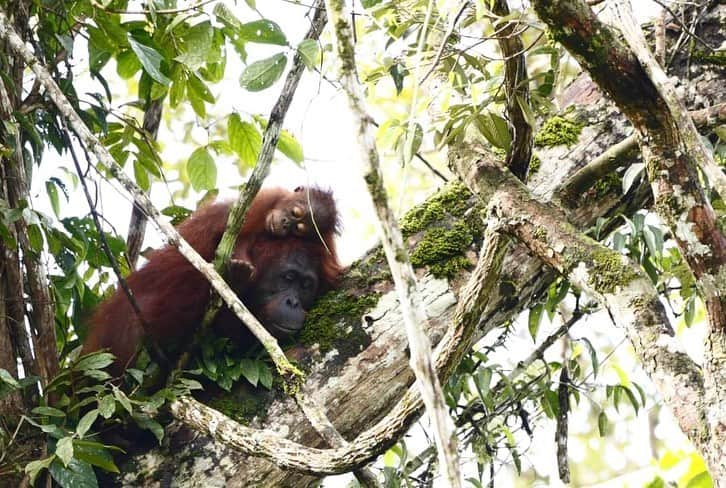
[0,0,724,486]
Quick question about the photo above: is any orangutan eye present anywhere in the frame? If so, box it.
[291,206,304,218]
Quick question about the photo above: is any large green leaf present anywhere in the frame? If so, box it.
[213,3,243,31]
[238,20,287,45]
[128,36,171,86]
[116,49,141,79]
[73,440,119,474]
[297,39,320,70]
[187,147,217,191]
[55,437,74,467]
[240,53,287,92]
[175,21,215,70]
[228,114,261,167]
[277,129,304,164]
[49,457,98,488]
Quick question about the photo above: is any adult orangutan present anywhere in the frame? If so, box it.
[82,186,342,373]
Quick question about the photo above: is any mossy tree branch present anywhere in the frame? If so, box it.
[530,0,725,478]
[450,143,708,476]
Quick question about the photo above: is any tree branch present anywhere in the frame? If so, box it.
[324,0,461,483]
[450,143,707,469]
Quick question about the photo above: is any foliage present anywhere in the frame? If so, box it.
[3,351,201,486]
[0,0,720,485]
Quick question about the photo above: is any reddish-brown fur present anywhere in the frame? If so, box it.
[83,187,341,372]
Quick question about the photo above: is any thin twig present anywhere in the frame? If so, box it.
[89,0,215,15]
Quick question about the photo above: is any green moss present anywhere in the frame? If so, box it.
[692,50,726,66]
[410,220,474,278]
[532,226,548,241]
[346,247,392,288]
[564,247,638,295]
[364,170,386,205]
[529,154,541,174]
[590,249,638,294]
[400,181,473,235]
[206,390,269,424]
[428,255,472,279]
[300,291,379,352]
[534,116,582,148]
[593,171,621,196]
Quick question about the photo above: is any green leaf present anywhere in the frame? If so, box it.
[76,409,99,438]
[128,36,171,86]
[27,224,44,253]
[49,457,98,488]
[169,67,186,108]
[126,368,144,385]
[622,163,645,194]
[112,386,133,414]
[473,368,492,400]
[297,39,320,70]
[32,406,66,417]
[579,337,599,379]
[46,180,61,217]
[515,94,536,129]
[643,225,658,258]
[621,385,640,414]
[632,382,647,408]
[684,296,696,327]
[685,471,712,488]
[597,410,608,436]
[188,83,206,118]
[475,112,511,149]
[238,20,287,46]
[25,455,55,485]
[388,62,407,95]
[239,359,259,387]
[258,363,273,389]
[179,378,203,391]
[187,74,215,104]
[133,160,150,192]
[116,49,141,79]
[240,53,287,92]
[277,129,304,164]
[228,114,261,167]
[187,147,217,191]
[73,440,119,473]
[0,368,20,389]
[175,21,214,70]
[214,3,243,30]
[98,395,116,419]
[133,414,164,443]
[56,436,74,467]
[402,123,423,164]
[74,352,115,372]
[528,303,543,341]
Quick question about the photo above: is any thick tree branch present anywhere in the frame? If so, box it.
[559,102,726,202]
[531,0,725,478]
[531,0,726,329]
[450,144,708,473]
[0,59,56,386]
